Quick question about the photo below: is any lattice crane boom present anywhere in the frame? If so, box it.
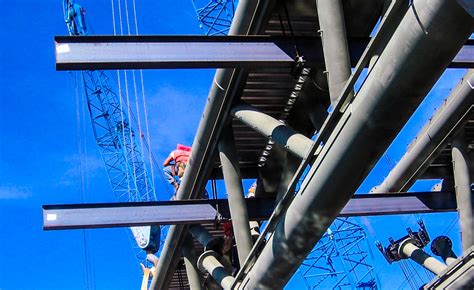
[63,0,160,255]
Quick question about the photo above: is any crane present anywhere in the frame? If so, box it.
[192,0,237,35]
[63,0,161,278]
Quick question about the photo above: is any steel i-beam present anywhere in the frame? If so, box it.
[54,37,474,70]
[42,202,217,230]
[42,191,461,230]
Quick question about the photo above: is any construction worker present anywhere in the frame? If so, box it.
[247,181,257,198]
[163,144,192,198]
[65,0,87,35]
[163,144,209,199]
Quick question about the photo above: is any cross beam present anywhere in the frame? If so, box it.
[54,36,474,70]
[43,191,460,230]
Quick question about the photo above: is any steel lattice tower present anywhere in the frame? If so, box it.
[192,0,237,35]
[298,218,378,289]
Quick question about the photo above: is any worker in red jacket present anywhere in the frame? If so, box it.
[163,144,209,200]
[163,144,191,196]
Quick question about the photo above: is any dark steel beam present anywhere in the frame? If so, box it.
[54,35,473,70]
[211,166,259,180]
[42,198,276,230]
[42,191,462,230]
[43,203,217,230]
[340,191,460,217]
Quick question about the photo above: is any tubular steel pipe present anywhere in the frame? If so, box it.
[317,0,352,105]
[431,236,458,265]
[231,104,313,159]
[399,239,447,275]
[189,224,222,252]
[197,251,235,290]
[150,1,274,288]
[182,233,202,290]
[238,1,473,288]
[372,69,474,193]
[452,134,473,251]
[218,128,254,265]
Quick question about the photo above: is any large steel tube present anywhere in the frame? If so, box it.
[372,69,474,193]
[317,0,352,105]
[189,224,222,252]
[182,233,202,290]
[239,1,473,288]
[150,1,274,288]
[218,128,254,264]
[431,236,458,265]
[399,239,447,275]
[198,251,235,290]
[231,104,313,159]
[452,134,473,251]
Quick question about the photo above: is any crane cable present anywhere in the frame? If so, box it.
[121,0,142,203]
[127,0,154,201]
[115,1,132,202]
[132,0,158,201]
[110,0,171,199]
[72,70,96,290]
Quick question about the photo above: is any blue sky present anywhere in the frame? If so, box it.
[0,0,466,289]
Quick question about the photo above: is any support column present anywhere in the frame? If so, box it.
[218,128,253,265]
[231,103,313,159]
[197,250,235,290]
[452,134,473,251]
[317,0,352,105]
[399,239,447,275]
[182,233,202,290]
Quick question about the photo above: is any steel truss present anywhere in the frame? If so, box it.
[299,218,378,289]
[82,70,154,204]
[82,69,160,261]
[192,0,237,35]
